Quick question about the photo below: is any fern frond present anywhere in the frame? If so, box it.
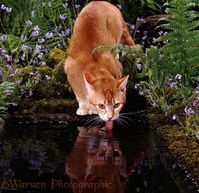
[157,0,199,85]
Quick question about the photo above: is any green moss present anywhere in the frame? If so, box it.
[52,59,73,94]
[19,65,53,81]
[34,79,68,99]
[149,112,199,183]
[47,48,66,68]
[20,98,77,114]
[186,115,199,133]
[52,59,66,83]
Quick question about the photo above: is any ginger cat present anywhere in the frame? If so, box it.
[65,1,135,127]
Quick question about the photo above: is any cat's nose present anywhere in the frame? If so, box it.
[107,115,113,120]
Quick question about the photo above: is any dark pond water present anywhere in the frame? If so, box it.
[0,115,197,193]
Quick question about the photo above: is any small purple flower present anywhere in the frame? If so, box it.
[34,45,42,54]
[143,31,148,35]
[152,37,157,44]
[163,40,169,44]
[31,10,36,18]
[45,32,54,39]
[21,53,26,61]
[5,54,12,62]
[63,3,68,8]
[14,58,19,63]
[117,4,122,9]
[142,35,147,40]
[134,83,140,90]
[139,91,144,96]
[37,53,43,60]
[41,62,46,66]
[1,4,6,10]
[48,2,52,7]
[59,31,68,38]
[137,17,146,24]
[26,20,32,26]
[59,14,67,20]
[55,24,62,31]
[38,38,45,43]
[45,75,51,80]
[1,34,7,42]
[152,102,157,108]
[172,115,176,120]
[184,107,194,116]
[21,44,29,51]
[193,99,199,107]
[0,70,3,76]
[31,25,40,37]
[66,28,71,36]
[5,7,12,13]
[33,25,40,31]
[195,86,199,95]
[20,88,26,95]
[145,89,151,94]
[196,132,199,141]
[20,35,27,41]
[158,31,164,36]
[166,79,177,88]
[15,80,21,84]
[129,24,135,31]
[75,4,80,9]
[175,74,182,80]
[29,90,33,97]
[137,63,142,70]
[56,43,61,48]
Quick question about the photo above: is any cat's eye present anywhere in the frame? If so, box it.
[98,104,105,109]
[114,103,120,109]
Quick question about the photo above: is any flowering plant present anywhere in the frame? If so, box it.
[0,0,81,113]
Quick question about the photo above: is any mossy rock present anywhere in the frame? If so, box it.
[19,98,77,114]
[52,59,73,94]
[19,65,53,82]
[186,115,199,133]
[34,79,73,99]
[52,59,67,84]
[151,116,199,183]
[47,48,66,68]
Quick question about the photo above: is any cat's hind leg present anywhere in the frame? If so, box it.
[121,22,136,46]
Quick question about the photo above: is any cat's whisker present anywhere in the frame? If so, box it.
[84,115,99,122]
[84,116,98,127]
[119,117,130,127]
[120,110,145,116]
[116,113,133,128]
[119,115,134,124]
[84,115,103,128]
[115,117,127,128]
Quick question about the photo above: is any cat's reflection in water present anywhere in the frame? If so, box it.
[65,127,150,193]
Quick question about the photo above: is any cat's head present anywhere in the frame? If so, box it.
[84,72,128,121]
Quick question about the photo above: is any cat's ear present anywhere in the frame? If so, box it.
[118,75,129,93]
[84,72,97,91]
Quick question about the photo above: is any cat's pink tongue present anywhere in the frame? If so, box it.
[105,120,113,131]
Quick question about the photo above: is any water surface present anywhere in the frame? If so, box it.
[0,117,183,193]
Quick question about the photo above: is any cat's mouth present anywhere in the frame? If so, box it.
[105,120,113,131]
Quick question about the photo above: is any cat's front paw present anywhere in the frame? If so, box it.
[76,107,97,115]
